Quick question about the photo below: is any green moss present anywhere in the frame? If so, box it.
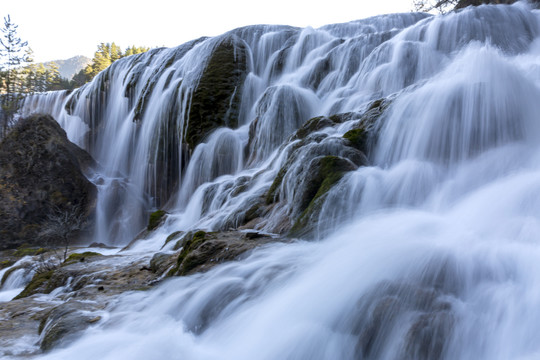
[0,259,14,270]
[343,128,367,152]
[185,36,248,149]
[13,247,47,257]
[290,156,355,236]
[14,270,54,299]
[165,231,183,245]
[192,230,207,241]
[169,230,208,276]
[36,248,49,255]
[266,166,287,204]
[63,252,101,265]
[1,266,18,287]
[244,203,263,223]
[294,116,331,139]
[38,311,52,335]
[148,210,167,230]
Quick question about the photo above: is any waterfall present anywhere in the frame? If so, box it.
[17,2,540,358]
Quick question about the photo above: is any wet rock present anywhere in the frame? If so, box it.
[347,255,462,360]
[185,34,249,149]
[0,114,97,250]
[147,209,167,231]
[63,252,102,265]
[39,300,101,351]
[169,230,282,276]
[289,155,358,236]
[261,99,389,236]
[149,252,177,275]
[14,268,69,300]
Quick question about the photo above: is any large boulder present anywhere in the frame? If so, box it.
[0,114,97,250]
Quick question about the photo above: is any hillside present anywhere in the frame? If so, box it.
[43,55,91,80]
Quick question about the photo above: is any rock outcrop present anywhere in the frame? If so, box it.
[185,35,249,149]
[0,114,97,250]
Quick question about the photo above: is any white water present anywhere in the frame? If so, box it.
[17,2,540,358]
[0,259,36,302]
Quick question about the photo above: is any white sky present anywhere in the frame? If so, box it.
[2,0,413,62]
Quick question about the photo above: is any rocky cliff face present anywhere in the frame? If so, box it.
[0,114,97,250]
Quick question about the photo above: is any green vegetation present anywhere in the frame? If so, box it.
[185,36,248,149]
[0,259,13,270]
[74,43,150,86]
[169,230,209,275]
[147,210,167,230]
[0,15,31,138]
[343,128,367,152]
[164,231,183,245]
[1,265,18,286]
[290,156,356,235]
[13,246,48,257]
[63,251,101,265]
[13,269,55,299]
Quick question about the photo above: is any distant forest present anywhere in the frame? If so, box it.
[0,14,149,137]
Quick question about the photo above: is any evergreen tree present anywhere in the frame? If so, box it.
[124,45,150,57]
[110,42,122,62]
[45,62,62,90]
[0,15,30,137]
[71,68,91,88]
[79,42,150,85]
[85,42,113,79]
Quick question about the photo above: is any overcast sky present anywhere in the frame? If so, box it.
[3,0,413,62]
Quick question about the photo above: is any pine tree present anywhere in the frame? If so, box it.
[0,15,30,137]
[77,43,150,86]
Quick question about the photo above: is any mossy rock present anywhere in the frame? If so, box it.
[185,35,249,149]
[13,247,48,258]
[63,252,101,265]
[147,210,167,230]
[294,116,335,140]
[1,265,20,286]
[0,259,14,270]
[150,252,177,275]
[343,128,367,152]
[14,269,68,299]
[164,231,183,246]
[266,167,288,205]
[290,155,357,236]
[169,230,210,275]
[39,301,101,351]
[168,230,276,277]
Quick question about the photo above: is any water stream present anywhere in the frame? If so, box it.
[17,3,540,358]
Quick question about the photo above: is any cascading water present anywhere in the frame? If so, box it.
[17,2,540,359]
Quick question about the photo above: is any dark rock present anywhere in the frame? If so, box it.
[289,155,358,236]
[185,35,249,149]
[39,301,101,351]
[350,281,454,360]
[63,252,102,265]
[147,209,167,231]
[260,98,389,236]
[0,114,97,250]
[14,268,69,300]
[149,252,177,275]
[169,230,282,276]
